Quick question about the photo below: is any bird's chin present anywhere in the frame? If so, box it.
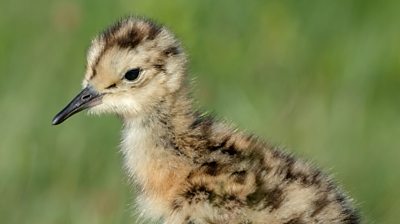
[87,104,112,116]
[87,102,141,118]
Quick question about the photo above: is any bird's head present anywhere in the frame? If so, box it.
[52,17,187,125]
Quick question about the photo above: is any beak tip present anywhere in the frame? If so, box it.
[51,116,61,125]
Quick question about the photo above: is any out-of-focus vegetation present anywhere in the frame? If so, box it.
[0,0,399,223]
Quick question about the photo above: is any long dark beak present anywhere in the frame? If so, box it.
[52,87,103,125]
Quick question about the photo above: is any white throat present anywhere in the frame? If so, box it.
[120,115,152,179]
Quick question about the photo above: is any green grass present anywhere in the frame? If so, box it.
[1,0,399,223]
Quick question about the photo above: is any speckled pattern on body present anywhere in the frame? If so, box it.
[54,16,360,224]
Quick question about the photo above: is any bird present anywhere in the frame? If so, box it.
[52,16,360,224]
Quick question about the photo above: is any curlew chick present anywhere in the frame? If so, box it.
[52,17,359,224]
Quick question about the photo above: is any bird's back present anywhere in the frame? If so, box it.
[123,111,359,224]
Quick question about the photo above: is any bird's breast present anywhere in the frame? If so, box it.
[120,125,191,218]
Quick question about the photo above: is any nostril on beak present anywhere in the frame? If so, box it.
[81,94,91,101]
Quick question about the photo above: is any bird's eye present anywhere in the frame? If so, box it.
[124,68,141,81]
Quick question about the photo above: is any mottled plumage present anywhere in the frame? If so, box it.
[52,16,360,224]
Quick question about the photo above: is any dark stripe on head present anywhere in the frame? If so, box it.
[154,63,166,73]
[116,27,144,49]
[106,83,117,89]
[164,46,180,56]
[88,17,169,82]
[101,17,155,48]
[93,17,162,70]
[89,67,97,80]
[147,21,162,40]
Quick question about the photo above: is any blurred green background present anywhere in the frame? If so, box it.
[0,0,399,223]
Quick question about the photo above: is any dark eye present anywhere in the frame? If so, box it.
[124,68,141,81]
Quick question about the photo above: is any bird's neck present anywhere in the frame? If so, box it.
[120,87,205,217]
[121,86,199,155]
